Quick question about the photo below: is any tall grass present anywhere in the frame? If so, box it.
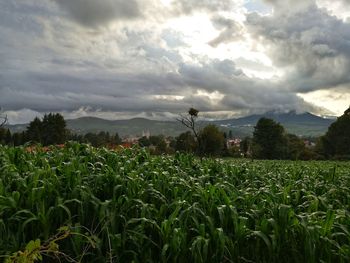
[0,142,349,262]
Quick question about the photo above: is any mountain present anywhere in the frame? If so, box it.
[5,111,335,138]
[214,111,335,137]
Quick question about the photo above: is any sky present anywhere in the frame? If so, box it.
[0,0,350,124]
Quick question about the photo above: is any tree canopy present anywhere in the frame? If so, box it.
[319,107,350,158]
[26,113,68,146]
[199,124,225,156]
[252,117,286,159]
[175,131,196,153]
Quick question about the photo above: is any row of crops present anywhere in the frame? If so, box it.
[0,142,350,262]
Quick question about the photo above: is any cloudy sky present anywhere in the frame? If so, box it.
[1,0,350,124]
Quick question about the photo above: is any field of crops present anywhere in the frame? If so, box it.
[1,143,350,262]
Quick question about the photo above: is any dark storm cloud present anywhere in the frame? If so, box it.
[52,0,141,27]
[0,53,316,116]
[246,1,350,92]
[178,60,317,113]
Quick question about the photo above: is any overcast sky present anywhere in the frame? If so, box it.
[1,0,350,123]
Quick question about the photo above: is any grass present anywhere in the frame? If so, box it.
[1,142,349,262]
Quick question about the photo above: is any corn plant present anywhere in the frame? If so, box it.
[0,142,349,262]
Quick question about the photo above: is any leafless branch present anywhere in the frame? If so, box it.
[0,114,7,127]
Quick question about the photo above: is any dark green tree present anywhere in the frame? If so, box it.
[41,113,67,146]
[138,136,151,147]
[240,137,252,158]
[26,117,43,143]
[12,132,24,146]
[147,135,168,154]
[0,128,6,145]
[113,132,122,145]
[84,133,99,147]
[199,124,225,156]
[285,134,306,160]
[175,131,196,153]
[5,129,12,145]
[319,107,350,159]
[228,130,233,139]
[155,139,167,154]
[252,118,286,159]
[149,135,164,146]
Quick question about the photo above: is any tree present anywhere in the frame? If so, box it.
[319,107,350,159]
[0,115,7,128]
[252,118,286,159]
[155,138,167,154]
[41,113,67,146]
[199,124,225,156]
[149,135,163,146]
[5,129,12,145]
[285,134,306,160]
[228,130,233,139]
[177,108,202,155]
[112,132,122,145]
[175,131,196,153]
[138,136,151,147]
[0,128,6,145]
[26,117,43,143]
[12,132,24,146]
[240,137,252,158]
[84,133,99,147]
[147,135,168,154]
[0,108,7,127]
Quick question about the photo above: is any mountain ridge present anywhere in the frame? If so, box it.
[5,111,335,138]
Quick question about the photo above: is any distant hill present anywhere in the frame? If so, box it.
[214,111,335,137]
[65,117,186,137]
[5,111,335,138]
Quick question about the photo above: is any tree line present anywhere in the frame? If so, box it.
[175,107,350,160]
[1,107,349,160]
[0,113,123,148]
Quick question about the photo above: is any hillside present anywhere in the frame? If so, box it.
[215,111,335,137]
[5,111,335,138]
[65,117,186,136]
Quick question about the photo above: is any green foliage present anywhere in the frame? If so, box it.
[253,117,287,159]
[319,107,350,159]
[138,136,151,147]
[285,134,306,160]
[26,117,42,144]
[175,131,196,153]
[6,239,42,263]
[147,135,169,154]
[1,143,350,262]
[240,137,252,158]
[5,226,96,263]
[41,113,67,146]
[0,128,14,146]
[24,113,68,146]
[112,132,122,145]
[199,125,225,157]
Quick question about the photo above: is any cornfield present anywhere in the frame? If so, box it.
[0,142,349,262]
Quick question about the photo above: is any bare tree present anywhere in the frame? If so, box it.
[0,108,7,127]
[177,108,202,155]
